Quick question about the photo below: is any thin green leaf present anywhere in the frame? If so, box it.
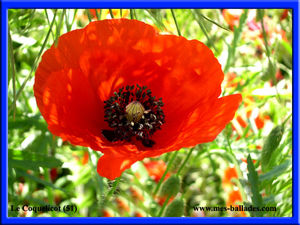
[259,158,291,182]
[171,9,181,36]
[109,9,114,19]
[85,9,92,22]
[15,169,67,194]
[95,9,101,20]
[192,9,217,53]
[199,13,230,31]
[145,9,166,30]
[247,154,264,216]
[10,157,62,170]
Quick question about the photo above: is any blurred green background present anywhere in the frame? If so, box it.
[8,9,292,217]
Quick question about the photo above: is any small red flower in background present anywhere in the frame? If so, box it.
[50,168,58,181]
[280,9,289,21]
[143,159,170,183]
[102,209,114,217]
[133,211,145,217]
[223,72,245,89]
[222,166,238,187]
[227,189,242,206]
[232,96,271,140]
[116,197,130,213]
[81,151,89,165]
[227,189,247,217]
[129,186,144,201]
[34,19,241,180]
[222,9,244,30]
[156,195,174,206]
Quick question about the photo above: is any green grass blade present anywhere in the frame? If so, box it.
[153,151,178,196]
[192,9,217,52]
[109,9,114,19]
[55,9,65,47]
[224,9,248,73]
[85,9,92,22]
[170,9,181,36]
[95,9,101,20]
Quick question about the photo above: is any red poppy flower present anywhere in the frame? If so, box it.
[34,19,241,180]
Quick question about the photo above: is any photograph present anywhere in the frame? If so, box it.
[4,4,296,223]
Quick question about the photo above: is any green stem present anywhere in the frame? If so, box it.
[176,148,194,176]
[224,9,248,73]
[199,13,230,31]
[95,9,101,20]
[85,9,92,22]
[106,177,121,201]
[153,151,178,196]
[44,9,55,40]
[88,149,104,210]
[109,9,114,19]
[224,134,248,203]
[157,194,172,217]
[130,9,134,19]
[282,113,292,126]
[55,9,65,47]
[43,168,55,217]
[258,9,271,59]
[192,9,217,53]
[170,9,181,36]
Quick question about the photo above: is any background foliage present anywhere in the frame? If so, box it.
[8,9,292,217]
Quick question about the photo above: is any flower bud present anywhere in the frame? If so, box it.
[261,125,284,172]
[160,175,180,197]
[163,198,184,217]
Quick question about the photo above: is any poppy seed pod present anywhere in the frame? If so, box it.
[160,175,180,197]
[163,198,185,217]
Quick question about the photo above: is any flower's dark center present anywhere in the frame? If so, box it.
[102,84,165,148]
